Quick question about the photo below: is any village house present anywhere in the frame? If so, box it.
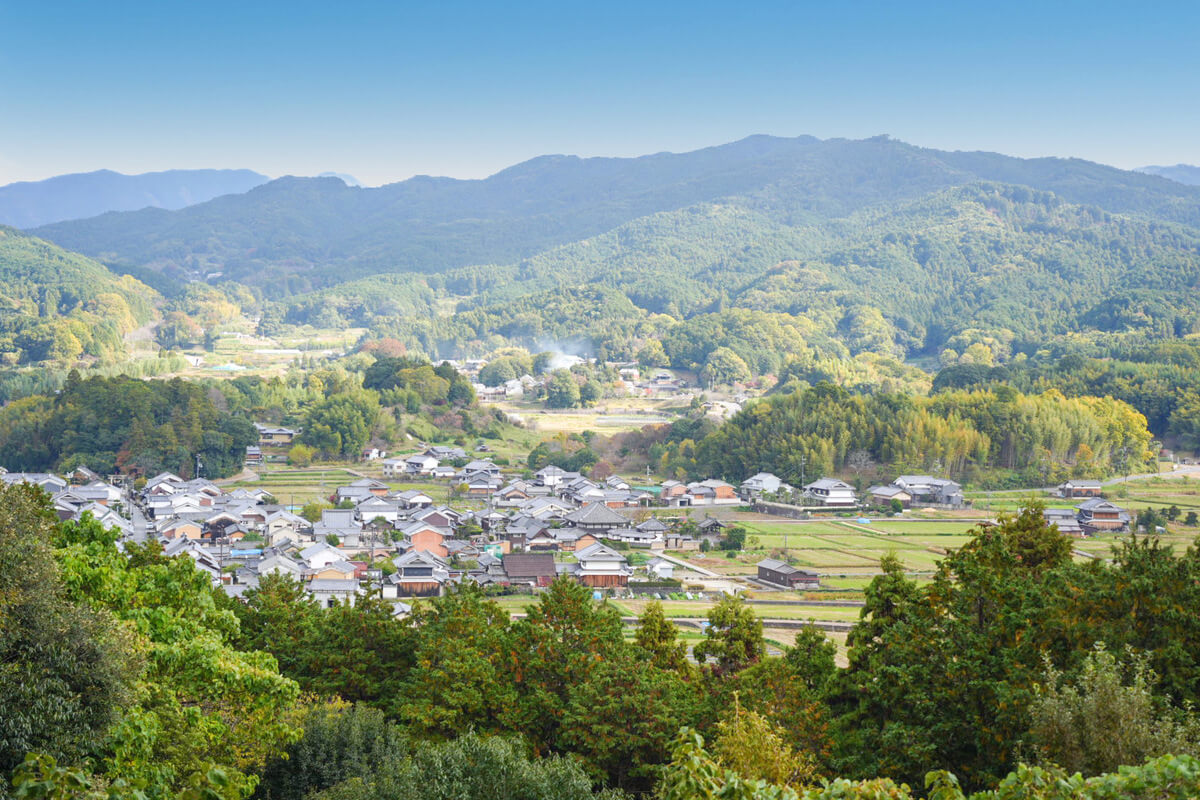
[386,550,449,597]
[1058,479,1103,498]
[1043,508,1085,536]
[396,520,450,558]
[300,541,346,569]
[258,552,304,579]
[686,479,739,506]
[255,424,297,446]
[307,579,361,608]
[502,553,557,587]
[757,558,821,589]
[425,446,468,462]
[660,480,691,506]
[1076,498,1130,534]
[564,501,633,533]
[866,484,913,508]
[803,478,858,507]
[392,489,435,509]
[892,475,964,507]
[571,542,632,587]
[739,472,792,500]
[313,509,363,546]
[645,557,676,580]
[334,478,389,503]
[399,453,440,476]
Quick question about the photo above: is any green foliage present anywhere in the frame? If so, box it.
[1027,644,1200,776]
[693,594,765,675]
[34,510,302,798]
[308,732,616,800]
[0,227,156,366]
[635,600,690,674]
[0,375,256,478]
[235,577,414,717]
[719,526,747,551]
[656,729,1200,800]
[252,701,407,800]
[692,382,1153,485]
[0,485,137,780]
[300,391,382,458]
[545,370,582,408]
[701,346,752,388]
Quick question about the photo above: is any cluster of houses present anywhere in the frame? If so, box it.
[2,461,738,610]
[737,472,966,510]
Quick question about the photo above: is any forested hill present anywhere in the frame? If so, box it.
[0,168,269,228]
[1137,164,1200,186]
[0,227,158,365]
[33,134,1200,293]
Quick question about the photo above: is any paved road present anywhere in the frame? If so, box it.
[653,551,720,577]
[981,464,1200,496]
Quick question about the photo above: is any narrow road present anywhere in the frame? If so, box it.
[653,551,720,577]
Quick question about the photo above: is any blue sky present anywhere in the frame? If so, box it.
[2,0,1198,185]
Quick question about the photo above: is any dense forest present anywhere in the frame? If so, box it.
[5,485,1200,798]
[0,227,157,366]
[671,382,1155,487]
[0,374,256,478]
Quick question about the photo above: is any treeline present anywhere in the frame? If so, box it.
[7,487,1200,798]
[934,341,1200,451]
[682,382,1153,486]
[0,373,256,478]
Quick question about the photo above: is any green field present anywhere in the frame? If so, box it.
[722,518,975,579]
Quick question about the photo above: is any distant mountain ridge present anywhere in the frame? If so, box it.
[32,135,1200,295]
[0,168,270,228]
[1137,164,1200,186]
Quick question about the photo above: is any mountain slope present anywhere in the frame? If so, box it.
[0,168,269,228]
[734,182,1200,353]
[32,136,1200,296]
[0,226,158,364]
[24,136,980,291]
[1137,164,1200,186]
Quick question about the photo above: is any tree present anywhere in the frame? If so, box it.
[1187,511,1199,526]
[300,501,332,523]
[637,340,668,368]
[700,347,751,388]
[51,516,301,798]
[545,370,581,409]
[255,700,407,800]
[395,585,517,738]
[504,577,625,752]
[1027,643,1200,777]
[711,698,819,789]
[580,379,602,406]
[693,595,764,675]
[719,526,747,551]
[301,391,381,458]
[307,733,608,800]
[635,600,689,674]
[288,443,317,466]
[0,485,138,779]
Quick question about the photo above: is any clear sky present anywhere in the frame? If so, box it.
[2,0,1198,186]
